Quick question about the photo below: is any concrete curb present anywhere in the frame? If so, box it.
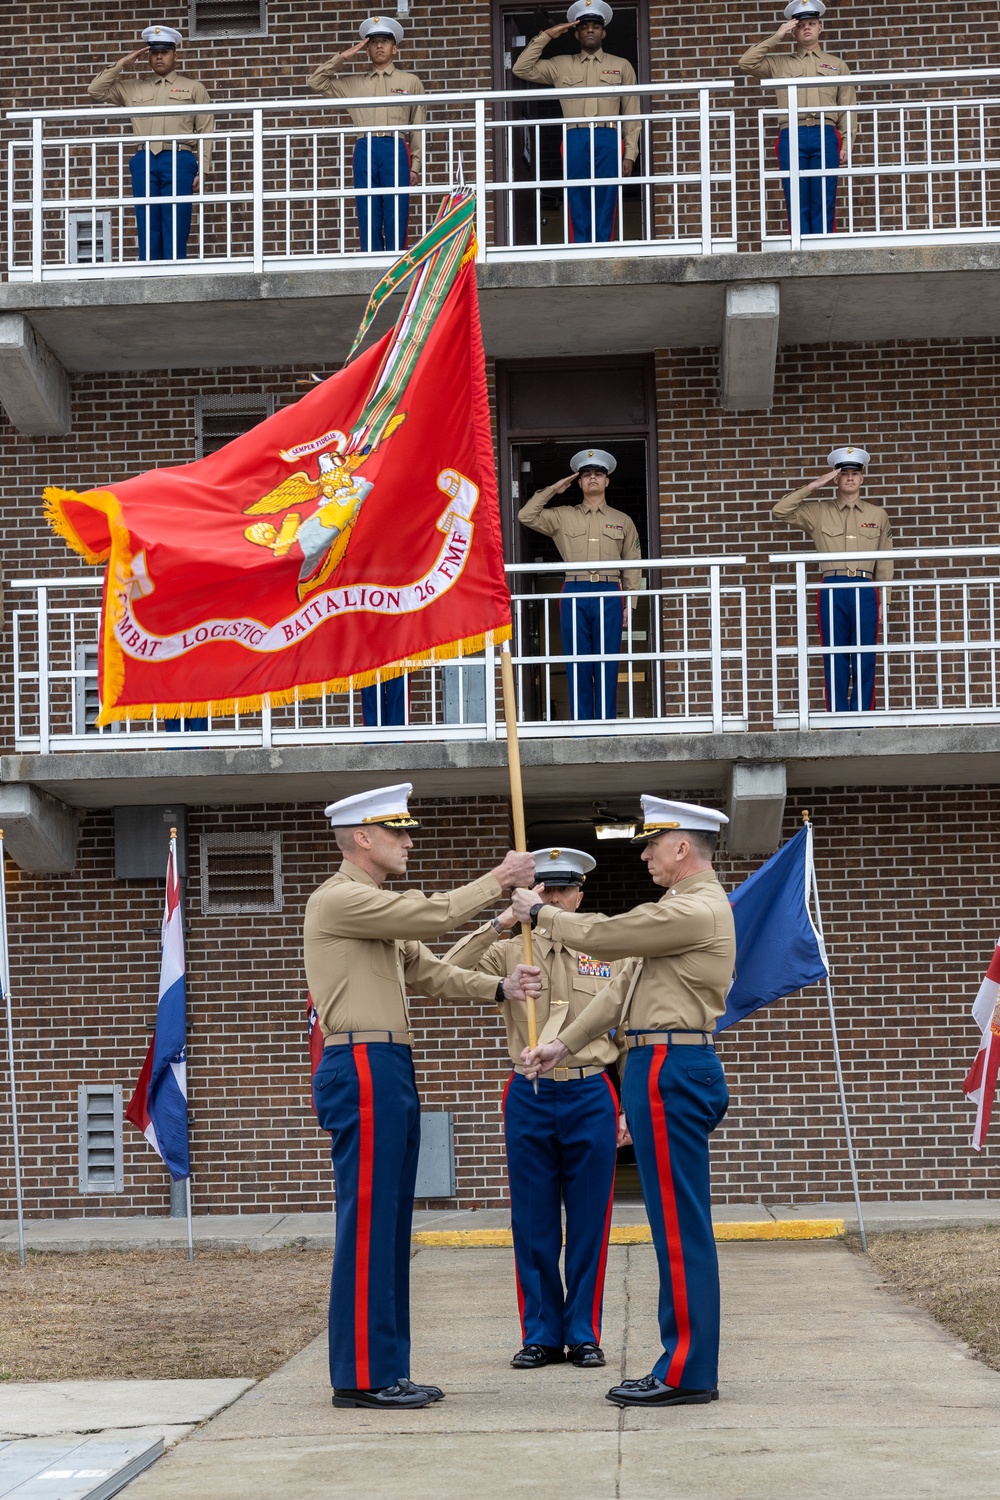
[411,1219,845,1247]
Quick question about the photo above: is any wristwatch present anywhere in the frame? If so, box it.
[528,903,543,927]
[490,916,509,936]
[495,981,506,1003]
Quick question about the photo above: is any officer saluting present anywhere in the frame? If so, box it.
[306,783,539,1409]
[308,18,426,253]
[446,847,627,1372]
[518,448,641,721]
[517,797,735,1408]
[772,445,893,712]
[87,25,213,262]
[513,0,639,243]
[738,0,857,236]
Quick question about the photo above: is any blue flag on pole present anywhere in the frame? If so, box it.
[717,824,828,1032]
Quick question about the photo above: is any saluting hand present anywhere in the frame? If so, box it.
[520,1039,569,1078]
[491,851,537,890]
[550,473,577,495]
[342,39,368,58]
[804,469,839,494]
[776,18,800,38]
[119,48,149,67]
[504,963,542,1001]
[544,21,575,37]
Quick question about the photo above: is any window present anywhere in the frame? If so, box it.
[194,393,279,458]
[189,0,266,38]
[78,1085,124,1194]
[199,831,283,914]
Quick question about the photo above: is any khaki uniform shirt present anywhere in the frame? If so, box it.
[304,860,504,1037]
[538,871,736,1052]
[308,57,427,175]
[87,66,214,169]
[738,34,857,140]
[445,921,626,1070]
[512,36,640,161]
[518,490,642,592]
[773,488,894,582]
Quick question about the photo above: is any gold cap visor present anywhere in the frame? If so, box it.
[361,814,420,829]
[631,820,681,844]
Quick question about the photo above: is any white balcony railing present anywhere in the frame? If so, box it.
[759,66,1000,251]
[5,80,737,280]
[771,545,1000,728]
[9,556,748,752]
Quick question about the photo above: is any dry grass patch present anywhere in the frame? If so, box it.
[0,1248,330,1382]
[850,1226,1000,1370]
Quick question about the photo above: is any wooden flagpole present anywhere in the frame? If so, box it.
[500,642,539,1093]
[0,831,26,1266]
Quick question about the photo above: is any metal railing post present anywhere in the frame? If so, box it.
[252,106,264,273]
[787,82,802,251]
[260,696,272,749]
[709,563,724,731]
[485,641,497,740]
[36,586,50,754]
[30,117,43,280]
[794,560,811,729]
[474,97,487,261]
[698,86,714,254]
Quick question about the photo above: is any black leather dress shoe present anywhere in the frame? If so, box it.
[606,1374,719,1407]
[510,1344,566,1369]
[332,1383,432,1409]
[567,1342,606,1368]
[397,1377,445,1402]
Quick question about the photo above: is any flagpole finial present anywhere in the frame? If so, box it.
[801,809,811,825]
[170,827,177,839]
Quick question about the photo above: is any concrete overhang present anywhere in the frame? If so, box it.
[4,243,1000,371]
[4,723,1000,811]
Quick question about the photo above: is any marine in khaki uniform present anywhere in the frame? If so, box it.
[773,444,892,712]
[517,797,735,1408]
[305,782,539,1410]
[738,0,857,236]
[518,446,641,721]
[308,17,426,253]
[88,25,213,262]
[446,847,627,1372]
[513,0,639,243]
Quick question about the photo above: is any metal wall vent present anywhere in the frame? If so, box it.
[199,831,283,914]
[67,210,111,265]
[190,0,267,37]
[194,394,278,458]
[78,1084,125,1194]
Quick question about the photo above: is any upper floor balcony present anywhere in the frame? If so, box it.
[3,65,999,422]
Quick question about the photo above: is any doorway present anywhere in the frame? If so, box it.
[492,2,650,247]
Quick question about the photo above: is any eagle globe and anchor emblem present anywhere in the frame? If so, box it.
[240,416,405,601]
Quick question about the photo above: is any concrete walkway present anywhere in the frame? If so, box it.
[114,1240,1000,1500]
[4,1199,1000,1253]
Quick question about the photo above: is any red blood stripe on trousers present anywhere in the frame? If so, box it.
[501,1075,527,1341]
[648,1046,692,1387]
[353,1044,375,1390]
[590,1071,619,1342]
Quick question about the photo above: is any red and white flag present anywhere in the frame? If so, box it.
[306,994,324,1116]
[961,939,1000,1150]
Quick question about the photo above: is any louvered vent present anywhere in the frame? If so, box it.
[78,1085,124,1194]
[200,831,283,914]
[194,394,277,458]
[190,0,267,37]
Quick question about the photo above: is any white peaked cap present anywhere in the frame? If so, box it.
[783,0,825,18]
[633,796,729,842]
[531,846,597,885]
[571,447,617,475]
[142,25,183,45]
[324,782,419,829]
[828,445,871,469]
[360,15,404,41]
[568,0,613,22]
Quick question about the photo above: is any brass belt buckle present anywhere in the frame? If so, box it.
[553,1066,570,1081]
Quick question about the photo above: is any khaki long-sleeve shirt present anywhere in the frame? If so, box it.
[307,56,427,175]
[738,34,857,140]
[304,860,504,1037]
[445,921,626,1069]
[773,487,894,582]
[512,35,640,161]
[518,490,642,592]
[87,65,214,170]
[535,871,736,1052]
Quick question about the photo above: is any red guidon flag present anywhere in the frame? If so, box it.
[962,939,1000,1150]
[44,197,510,723]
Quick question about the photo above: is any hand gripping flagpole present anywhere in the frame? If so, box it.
[500,643,539,1096]
[0,831,26,1267]
[802,811,868,1251]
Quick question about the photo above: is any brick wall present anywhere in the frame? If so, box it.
[0,784,996,1217]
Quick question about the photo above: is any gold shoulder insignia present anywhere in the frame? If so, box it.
[244,472,322,516]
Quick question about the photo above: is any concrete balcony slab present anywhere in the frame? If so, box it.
[4,722,1000,811]
[3,243,1000,372]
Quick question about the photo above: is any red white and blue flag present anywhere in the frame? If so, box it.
[962,939,1000,1151]
[125,836,190,1179]
[306,994,323,1116]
